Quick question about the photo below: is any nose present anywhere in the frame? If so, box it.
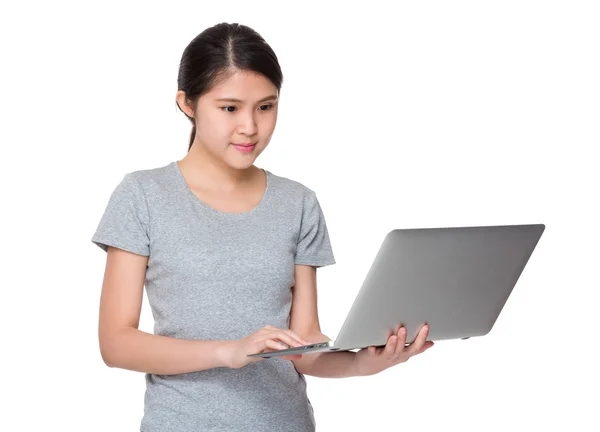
[237,111,258,137]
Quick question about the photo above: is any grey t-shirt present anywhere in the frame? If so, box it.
[91,160,336,432]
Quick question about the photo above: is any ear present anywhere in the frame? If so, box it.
[176,90,195,118]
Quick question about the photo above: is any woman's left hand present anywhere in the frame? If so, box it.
[353,324,434,377]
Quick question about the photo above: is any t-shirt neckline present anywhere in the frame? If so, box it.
[171,161,271,217]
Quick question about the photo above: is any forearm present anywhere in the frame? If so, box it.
[301,351,359,378]
[100,327,230,375]
[293,331,361,378]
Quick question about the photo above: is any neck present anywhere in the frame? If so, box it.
[180,141,258,192]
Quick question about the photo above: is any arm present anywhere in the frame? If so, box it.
[102,328,231,375]
[289,264,362,378]
[98,246,230,375]
[292,330,361,378]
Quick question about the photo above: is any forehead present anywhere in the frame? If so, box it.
[207,70,277,102]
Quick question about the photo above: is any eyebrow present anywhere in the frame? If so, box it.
[215,95,278,104]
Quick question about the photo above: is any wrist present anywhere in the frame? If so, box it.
[216,340,235,369]
[353,354,373,377]
[352,355,365,377]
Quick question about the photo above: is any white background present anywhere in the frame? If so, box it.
[2,1,598,431]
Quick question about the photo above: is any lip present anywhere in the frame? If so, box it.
[232,143,256,153]
[232,143,256,147]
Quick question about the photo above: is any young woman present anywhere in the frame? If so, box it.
[92,22,433,432]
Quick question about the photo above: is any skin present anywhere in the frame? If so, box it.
[175,69,304,362]
[174,69,434,373]
[175,69,279,196]
[354,324,434,376]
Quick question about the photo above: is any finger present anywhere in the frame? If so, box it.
[264,339,290,351]
[414,341,434,356]
[394,327,407,356]
[262,332,295,349]
[384,334,398,358]
[407,324,429,356]
[257,326,276,338]
[267,327,308,346]
[284,329,310,345]
[274,331,307,347]
[417,341,435,354]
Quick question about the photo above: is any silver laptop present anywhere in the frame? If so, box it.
[248,223,545,359]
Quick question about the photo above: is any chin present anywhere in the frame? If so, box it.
[227,157,256,170]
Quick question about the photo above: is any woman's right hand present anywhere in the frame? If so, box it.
[223,325,310,369]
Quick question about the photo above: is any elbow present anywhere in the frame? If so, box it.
[292,357,308,375]
[99,328,125,368]
[292,348,319,375]
[99,341,116,368]
[100,349,115,368]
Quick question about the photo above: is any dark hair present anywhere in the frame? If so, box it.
[176,23,284,152]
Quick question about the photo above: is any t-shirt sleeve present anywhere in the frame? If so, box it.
[294,189,336,268]
[91,173,151,256]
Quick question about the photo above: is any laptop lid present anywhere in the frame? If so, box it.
[332,224,545,351]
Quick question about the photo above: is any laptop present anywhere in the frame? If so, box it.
[248,223,545,359]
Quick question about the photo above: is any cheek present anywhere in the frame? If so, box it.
[260,113,277,132]
[197,115,231,140]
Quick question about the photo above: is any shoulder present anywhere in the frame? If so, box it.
[126,161,172,182]
[123,161,175,194]
[266,169,316,200]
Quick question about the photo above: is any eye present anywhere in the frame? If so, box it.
[220,104,274,113]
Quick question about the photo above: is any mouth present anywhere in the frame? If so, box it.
[232,143,256,153]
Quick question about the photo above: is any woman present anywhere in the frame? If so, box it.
[91,22,432,432]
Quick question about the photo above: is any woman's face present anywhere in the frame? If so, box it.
[186,70,279,169]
